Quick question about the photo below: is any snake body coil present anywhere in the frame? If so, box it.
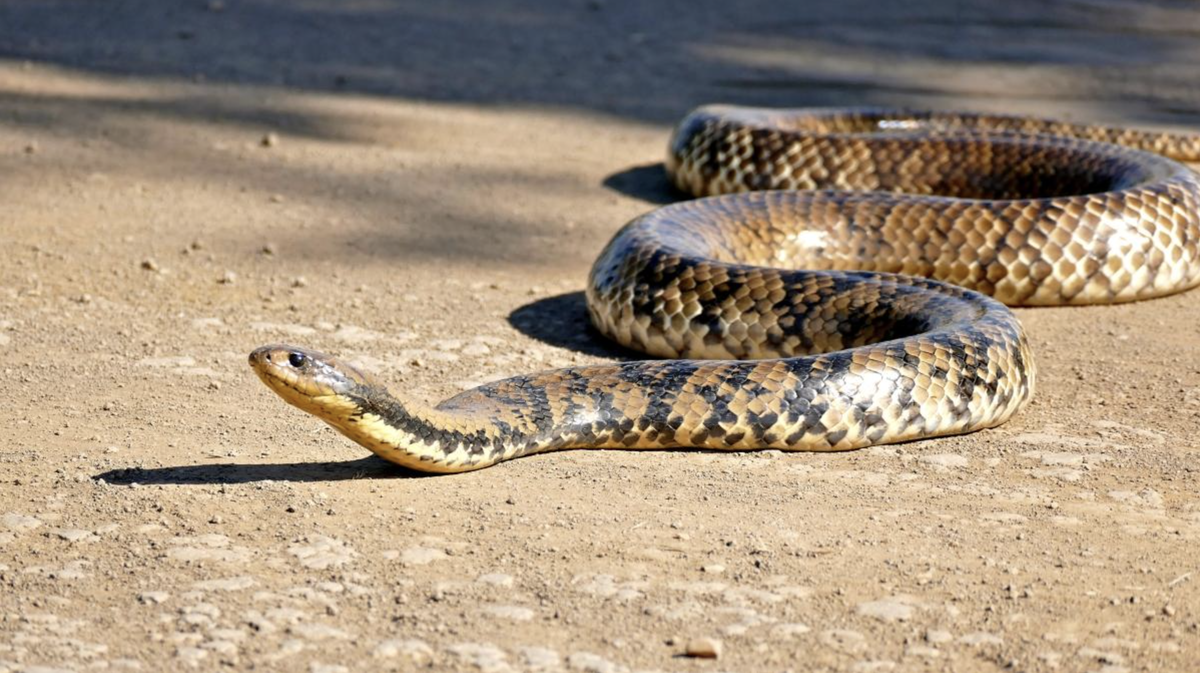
[251,106,1200,473]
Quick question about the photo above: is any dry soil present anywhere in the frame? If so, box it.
[1,1,1199,672]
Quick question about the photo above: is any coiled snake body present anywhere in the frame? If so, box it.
[251,106,1200,473]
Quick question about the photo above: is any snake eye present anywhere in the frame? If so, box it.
[287,352,306,368]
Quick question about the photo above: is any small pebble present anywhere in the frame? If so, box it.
[685,637,722,659]
[462,342,490,356]
[373,639,432,663]
[138,591,170,604]
[141,258,160,272]
[399,546,447,565]
[481,604,535,621]
[261,133,279,147]
[926,630,953,644]
[857,597,915,622]
[52,528,95,543]
[218,270,237,285]
[477,573,514,588]
[2,512,43,531]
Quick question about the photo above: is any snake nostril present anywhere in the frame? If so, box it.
[288,352,306,368]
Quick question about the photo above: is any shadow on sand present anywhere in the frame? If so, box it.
[601,162,683,205]
[507,291,643,360]
[94,456,430,485]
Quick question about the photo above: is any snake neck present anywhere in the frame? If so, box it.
[322,384,505,474]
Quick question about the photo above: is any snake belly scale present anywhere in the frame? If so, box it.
[250,106,1200,473]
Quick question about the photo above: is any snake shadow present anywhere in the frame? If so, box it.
[94,456,434,485]
[602,162,685,205]
[508,291,644,360]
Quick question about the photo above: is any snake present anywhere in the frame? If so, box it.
[249,105,1200,473]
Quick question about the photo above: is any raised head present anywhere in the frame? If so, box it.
[248,344,380,421]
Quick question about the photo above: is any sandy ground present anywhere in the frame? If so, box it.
[2,1,1200,672]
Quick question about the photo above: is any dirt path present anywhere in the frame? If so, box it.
[1,2,1199,672]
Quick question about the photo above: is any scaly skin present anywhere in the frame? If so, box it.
[249,106,1200,473]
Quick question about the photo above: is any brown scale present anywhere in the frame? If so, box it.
[250,106,1200,472]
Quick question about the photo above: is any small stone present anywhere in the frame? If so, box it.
[919,453,969,469]
[261,133,279,147]
[566,651,622,672]
[684,638,722,659]
[218,270,237,285]
[2,512,42,532]
[399,546,447,565]
[288,535,358,569]
[23,141,38,154]
[141,258,160,272]
[193,576,256,592]
[462,342,491,356]
[905,644,941,659]
[849,661,897,673]
[51,528,96,543]
[925,630,953,644]
[519,646,561,670]
[373,639,432,663]
[138,591,170,604]
[448,643,508,671]
[477,573,514,588]
[292,276,308,288]
[770,623,811,638]
[958,632,1004,647]
[261,242,277,255]
[857,597,915,622]
[177,647,208,666]
[701,564,725,574]
[820,629,867,653]
[290,623,351,641]
[482,604,535,621]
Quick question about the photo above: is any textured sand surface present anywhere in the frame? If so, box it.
[1,1,1199,671]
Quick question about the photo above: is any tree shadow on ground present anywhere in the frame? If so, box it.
[3,0,1198,130]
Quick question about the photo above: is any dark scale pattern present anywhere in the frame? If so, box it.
[250,106,1200,472]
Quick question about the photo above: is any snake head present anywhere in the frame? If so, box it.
[249,344,381,416]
